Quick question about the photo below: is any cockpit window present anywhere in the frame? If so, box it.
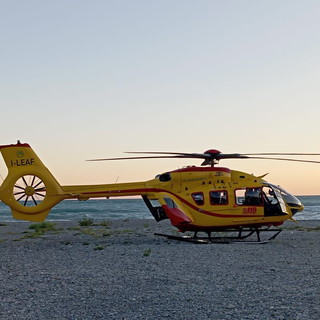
[192,192,204,205]
[210,190,228,205]
[235,187,262,206]
[264,184,289,214]
[262,186,279,205]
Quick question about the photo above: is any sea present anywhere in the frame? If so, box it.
[0,195,319,223]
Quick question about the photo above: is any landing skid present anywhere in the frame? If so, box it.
[155,227,282,244]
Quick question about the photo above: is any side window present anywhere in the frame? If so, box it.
[192,192,204,206]
[164,197,177,208]
[235,188,246,205]
[210,190,228,205]
[235,188,262,206]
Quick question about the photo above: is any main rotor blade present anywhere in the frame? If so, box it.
[233,156,320,164]
[87,151,320,163]
[126,151,320,156]
[124,151,212,158]
[86,155,197,161]
[125,151,191,155]
[241,153,320,156]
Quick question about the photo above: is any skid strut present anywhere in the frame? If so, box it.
[155,227,282,244]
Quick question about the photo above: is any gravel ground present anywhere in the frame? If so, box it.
[0,219,319,320]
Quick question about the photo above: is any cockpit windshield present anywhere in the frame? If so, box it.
[268,183,303,214]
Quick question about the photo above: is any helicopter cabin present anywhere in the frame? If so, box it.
[145,166,301,224]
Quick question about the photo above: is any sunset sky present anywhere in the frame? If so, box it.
[1,0,320,195]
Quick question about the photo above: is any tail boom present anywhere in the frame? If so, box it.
[61,182,148,200]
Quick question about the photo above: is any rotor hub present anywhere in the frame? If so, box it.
[204,149,221,155]
[24,186,35,196]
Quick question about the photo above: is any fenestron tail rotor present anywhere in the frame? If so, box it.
[13,175,46,207]
[87,150,320,166]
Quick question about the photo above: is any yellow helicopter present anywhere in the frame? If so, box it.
[0,141,319,243]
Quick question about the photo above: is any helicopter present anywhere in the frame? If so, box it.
[0,141,319,243]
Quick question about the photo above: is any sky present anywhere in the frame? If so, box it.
[0,0,320,195]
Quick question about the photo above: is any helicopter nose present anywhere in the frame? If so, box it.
[295,202,304,214]
[275,187,304,216]
[288,198,304,215]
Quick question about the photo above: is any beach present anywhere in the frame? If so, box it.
[1,219,319,320]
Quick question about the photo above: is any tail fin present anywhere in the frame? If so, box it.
[0,142,65,222]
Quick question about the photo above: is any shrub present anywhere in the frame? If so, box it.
[79,215,94,226]
[29,222,57,232]
[143,248,152,257]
